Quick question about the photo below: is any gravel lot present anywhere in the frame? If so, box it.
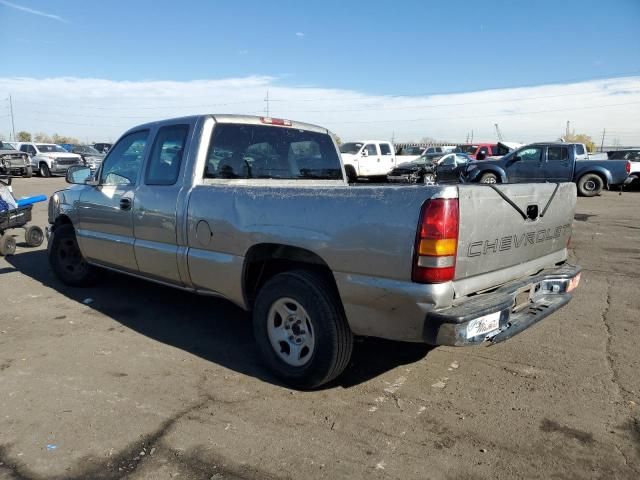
[1,177,639,480]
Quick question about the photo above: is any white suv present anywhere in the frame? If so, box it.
[18,143,82,177]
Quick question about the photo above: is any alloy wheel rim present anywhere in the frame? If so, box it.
[267,298,315,367]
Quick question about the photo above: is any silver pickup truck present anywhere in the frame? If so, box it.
[47,115,581,388]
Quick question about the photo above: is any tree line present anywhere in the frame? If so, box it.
[14,131,81,144]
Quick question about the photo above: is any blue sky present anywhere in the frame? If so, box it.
[2,0,639,94]
[0,0,639,143]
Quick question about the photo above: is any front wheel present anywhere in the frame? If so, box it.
[344,165,357,183]
[423,173,436,184]
[39,163,51,178]
[23,166,33,178]
[480,172,498,184]
[48,224,101,286]
[577,173,603,197]
[253,270,353,389]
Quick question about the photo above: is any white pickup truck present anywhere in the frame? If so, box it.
[339,140,396,182]
[48,115,581,388]
[18,142,82,177]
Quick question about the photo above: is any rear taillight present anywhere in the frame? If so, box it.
[412,198,459,283]
[626,161,631,174]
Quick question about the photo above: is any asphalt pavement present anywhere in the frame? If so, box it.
[0,177,638,480]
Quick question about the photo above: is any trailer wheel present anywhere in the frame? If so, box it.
[25,225,44,247]
[253,269,353,389]
[48,224,101,286]
[0,234,16,256]
[577,173,603,197]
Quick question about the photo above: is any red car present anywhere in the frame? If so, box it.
[453,143,509,160]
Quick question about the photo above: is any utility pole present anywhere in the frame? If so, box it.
[494,123,503,142]
[465,132,469,143]
[391,131,395,145]
[264,90,270,117]
[600,128,606,152]
[565,120,570,139]
[470,129,474,144]
[8,95,16,141]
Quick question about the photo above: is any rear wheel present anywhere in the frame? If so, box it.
[344,165,357,183]
[48,224,101,286]
[253,270,353,389]
[25,225,44,247]
[0,234,16,256]
[577,173,603,197]
[480,172,498,184]
[39,163,51,178]
[23,166,33,178]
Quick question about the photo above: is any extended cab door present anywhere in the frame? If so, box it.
[507,146,545,182]
[132,123,191,285]
[545,145,573,182]
[360,143,381,176]
[74,130,148,271]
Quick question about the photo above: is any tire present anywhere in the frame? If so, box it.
[577,173,603,197]
[39,163,51,178]
[344,165,357,183]
[23,166,33,178]
[48,224,101,286]
[253,270,354,389]
[480,172,498,184]
[0,234,16,256]
[25,225,44,247]
[423,173,436,184]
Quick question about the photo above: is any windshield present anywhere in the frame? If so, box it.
[205,124,343,180]
[454,145,478,155]
[0,142,15,150]
[36,144,68,153]
[76,146,101,154]
[339,142,363,154]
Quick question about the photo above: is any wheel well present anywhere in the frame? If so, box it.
[243,243,338,309]
[53,215,72,230]
[579,171,608,187]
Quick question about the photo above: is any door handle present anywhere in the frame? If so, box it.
[119,198,132,210]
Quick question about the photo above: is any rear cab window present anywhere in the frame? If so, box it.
[204,123,342,180]
[547,146,569,161]
[575,144,586,155]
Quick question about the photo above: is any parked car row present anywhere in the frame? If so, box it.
[0,141,110,178]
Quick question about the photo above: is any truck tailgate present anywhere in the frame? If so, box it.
[454,182,576,297]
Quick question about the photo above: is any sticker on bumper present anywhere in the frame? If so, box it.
[467,311,501,339]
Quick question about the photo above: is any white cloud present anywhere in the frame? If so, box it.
[1,75,639,145]
[295,32,305,37]
[0,0,68,23]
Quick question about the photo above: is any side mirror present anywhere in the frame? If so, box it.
[361,150,369,157]
[66,165,96,185]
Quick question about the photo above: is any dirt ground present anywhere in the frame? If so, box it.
[0,177,639,480]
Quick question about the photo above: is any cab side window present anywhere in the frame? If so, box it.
[145,125,189,185]
[100,130,149,186]
[548,146,569,161]
[364,144,378,156]
[440,154,455,166]
[379,143,392,155]
[518,147,543,162]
